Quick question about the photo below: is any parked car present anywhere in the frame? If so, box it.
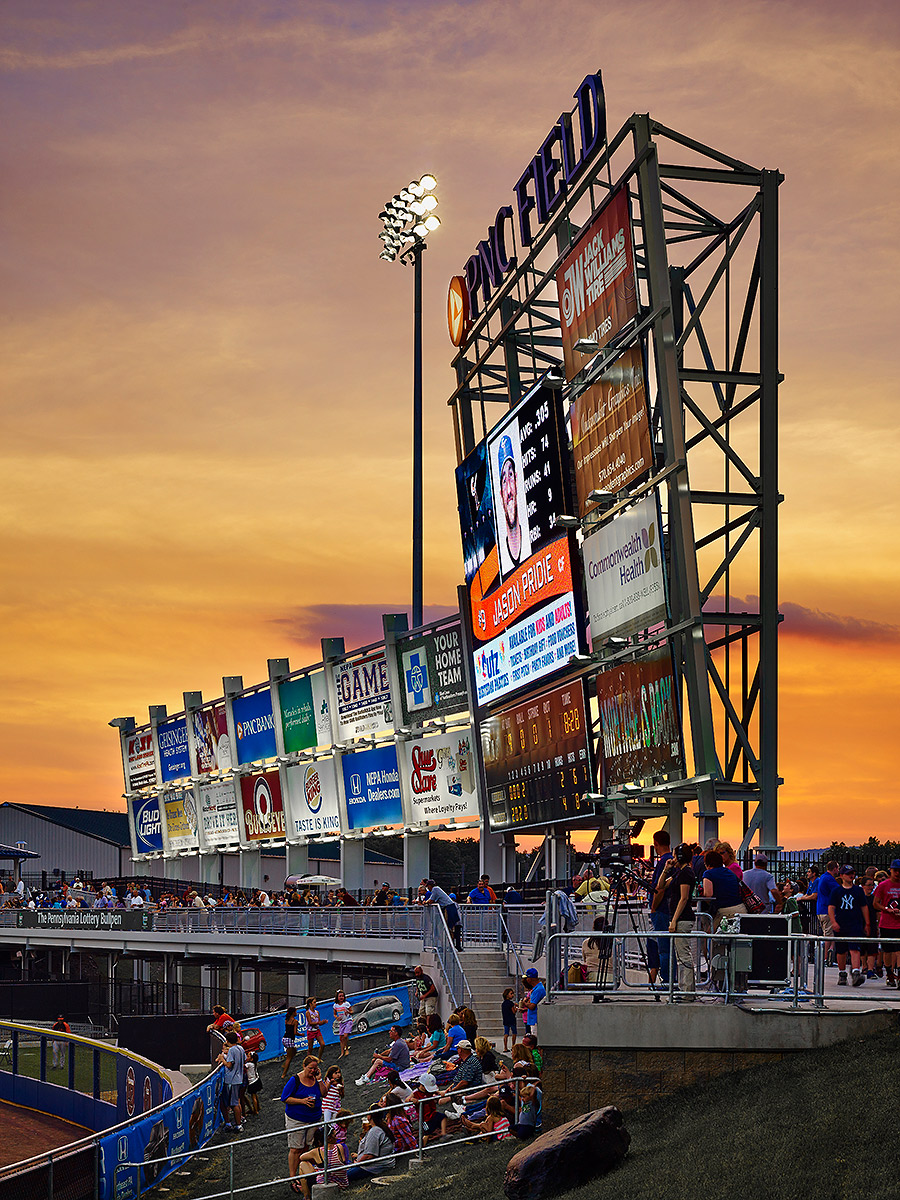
[349,995,403,1034]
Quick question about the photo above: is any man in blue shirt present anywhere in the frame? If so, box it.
[467,881,492,904]
[814,861,841,958]
[425,880,462,950]
[648,831,673,986]
[522,968,546,1033]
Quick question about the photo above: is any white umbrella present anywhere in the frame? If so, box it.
[285,873,342,888]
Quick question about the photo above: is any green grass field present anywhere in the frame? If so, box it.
[161,1026,900,1200]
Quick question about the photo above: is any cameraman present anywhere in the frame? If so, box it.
[654,844,697,1000]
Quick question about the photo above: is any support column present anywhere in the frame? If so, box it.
[240,849,261,890]
[500,834,518,885]
[163,857,182,882]
[200,854,220,886]
[341,839,366,893]
[479,829,506,882]
[403,832,430,890]
[286,844,310,879]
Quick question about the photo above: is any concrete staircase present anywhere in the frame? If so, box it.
[458,949,520,1043]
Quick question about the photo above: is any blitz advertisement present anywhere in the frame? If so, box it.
[596,647,683,789]
[285,758,341,837]
[583,492,667,642]
[456,381,584,707]
[333,653,393,741]
[480,679,594,832]
[400,728,479,826]
[556,184,638,380]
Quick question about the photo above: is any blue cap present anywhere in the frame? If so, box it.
[497,434,514,474]
[524,967,539,979]
[891,859,900,870]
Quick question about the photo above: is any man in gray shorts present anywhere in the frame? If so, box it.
[217,1030,246,1132]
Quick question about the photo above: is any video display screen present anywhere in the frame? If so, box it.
[480,679,594,831]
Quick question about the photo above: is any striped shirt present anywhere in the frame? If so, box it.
[323,1083,343,1112]
[493,1116,512,1141]
[387,1113,418,1152]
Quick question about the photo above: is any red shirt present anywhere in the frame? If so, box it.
[213,1013,235,1029]
[873,880,900,930]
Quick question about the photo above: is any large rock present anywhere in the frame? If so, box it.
[503,1107,630,1200]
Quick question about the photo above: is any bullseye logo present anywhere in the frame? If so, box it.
[254,776,273,824]
[303,764,322,813]
[447,276,470,346]
[240,771,285,839]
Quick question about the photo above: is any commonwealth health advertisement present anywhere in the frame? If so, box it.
[583,492,667,642]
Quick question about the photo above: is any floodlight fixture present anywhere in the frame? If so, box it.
[553,514,580,529]
[418,174,436,191]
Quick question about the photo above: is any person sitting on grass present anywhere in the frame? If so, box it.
[460,1094,513,1141]
[347,1106,396,1181]
[294,1127,348,1196]
[434,1014,467,1063]
[382,1069,413,1109]
[512,1078,542,1140]
[382,1100,418,1154]
[520,1034,543,1074]
[355,1026,410,1085]
[406,1017,429,1053]
[435,1041,483,1136]
[405,1073,444,1143]
[413,1013,447,1062]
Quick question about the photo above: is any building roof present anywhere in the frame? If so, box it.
[1,802,131,848]
[0,841,41,860]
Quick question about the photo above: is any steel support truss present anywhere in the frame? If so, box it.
[449,113,782,853]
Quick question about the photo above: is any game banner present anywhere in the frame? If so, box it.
[557,184,638,380]
[239,770,286,842]
[400,728,480,826]
[333,653,393,742]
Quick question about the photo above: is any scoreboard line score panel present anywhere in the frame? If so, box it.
[481,679,595,831]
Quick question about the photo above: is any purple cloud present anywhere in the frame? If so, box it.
[705,594,900,643]
[271,603,459,652]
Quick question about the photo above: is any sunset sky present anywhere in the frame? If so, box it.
[2,1,898,851]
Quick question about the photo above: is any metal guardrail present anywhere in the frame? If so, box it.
[545,927,898,1008]
[427,907,474,1011]
[114,1074,542,1200]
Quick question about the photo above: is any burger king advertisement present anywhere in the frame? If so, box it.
[285,757,341,838]
[239,770,286,842]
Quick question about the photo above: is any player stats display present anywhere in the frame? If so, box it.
[481,679,594,832]
[456,381,584,708]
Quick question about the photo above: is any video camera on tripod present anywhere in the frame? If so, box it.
[595,839,646,874]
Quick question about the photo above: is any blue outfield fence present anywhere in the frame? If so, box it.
[99,1068,225,1200]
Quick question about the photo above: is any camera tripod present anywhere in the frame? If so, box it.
[591,866,658,999]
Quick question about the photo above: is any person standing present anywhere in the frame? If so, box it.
[217,1030,246,1132]
[466,880,493,904]
[814,861,842,961]
[333,990,353,1059]
[742,854,782,913]
[281,1007,300,1080]
[50,1015,70,1069]
[412,965,438,1018]
[828,865,870,986]
[501,988,517,1052]
[282,1059,327,1179]
[647,831,673,988]
[657,843,697,1000]
[305,997,325,1056]
[873,859,900,988]
[424,880,462,951]
[521,969,545,1035]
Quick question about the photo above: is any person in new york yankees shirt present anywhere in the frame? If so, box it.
[828,864,871,987]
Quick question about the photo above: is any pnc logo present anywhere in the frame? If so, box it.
[447,276,470,347]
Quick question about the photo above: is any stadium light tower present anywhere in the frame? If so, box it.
[378,175,440,630]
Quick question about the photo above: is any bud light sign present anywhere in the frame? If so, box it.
[131,794,163,853]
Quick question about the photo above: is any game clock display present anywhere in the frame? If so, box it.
[481,680,594,831]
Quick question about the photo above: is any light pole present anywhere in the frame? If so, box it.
[378,176,440,631]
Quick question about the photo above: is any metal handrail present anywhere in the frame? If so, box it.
[426,906,474,1011]
[498,910,527,1002]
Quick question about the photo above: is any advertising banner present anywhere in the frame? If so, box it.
[17,910,153,931]
[333,653,393,742]
[199,779,240,847]
[130,794,163,854]
[280,672,332,753]
[191,702,232,774]
[98,1068,224,1200]
[157,716,190,783]
[472,540,580,706]
[556,184,638,380]
[481,679,594,831]
[252,986,413,1066]
[596,648,684,789]
[341,744,403,830]
[569,343,652,512]
[456,381,584,708]
[285,758,341,838]
[395,623,468,725]
[583,493,667,642]
[115,1055,173,1122]
[239,770,286,841]
[232,689,277,764]
[163,790,199,852]
[125,728,156,791]
[400,728,480,826]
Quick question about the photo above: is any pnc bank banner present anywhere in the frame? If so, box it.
[232,689,277,765]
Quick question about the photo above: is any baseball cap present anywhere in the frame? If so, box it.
[891,859,900,870]
[753,854,768,866]
[497,434,514,474]
[839,864,855,875]
[419,1074,439,1093]
[524,968,539,979]
[456,1040,472,1051]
